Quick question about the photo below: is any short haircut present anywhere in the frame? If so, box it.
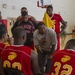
[65,39,75,49]
[21,11,28,16]
[37,22,45,28]
[0,24,7,39]
[21,7,27,11]
[13,27,26,39]
[47,5,53,9]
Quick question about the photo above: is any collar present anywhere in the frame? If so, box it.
[12,45,24,47]
[50,13,54,19]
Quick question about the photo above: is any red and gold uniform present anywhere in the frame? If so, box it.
[0,43,6,58]
[1,46,33,75]
[51,14,63,51]
[17,15,33,21]
[50,49,75,75]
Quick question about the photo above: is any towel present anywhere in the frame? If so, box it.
[43,12,55,28]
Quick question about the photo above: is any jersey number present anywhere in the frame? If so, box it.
[51,62,72,75]
[3,60,22,70]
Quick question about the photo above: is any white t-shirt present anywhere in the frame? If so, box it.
[33,28,57,51]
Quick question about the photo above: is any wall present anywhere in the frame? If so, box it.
[52,0,75,33]
[0,0,45,20]
[0,0,75,33]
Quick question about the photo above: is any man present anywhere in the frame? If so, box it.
[0,24,8,75]
[44,5,67,51]
[0,24,8,57]
[1,27,41,75]
[50,39,75,75]
[11,11,36,49]
[16,7,38,24]
[33,22,57,74]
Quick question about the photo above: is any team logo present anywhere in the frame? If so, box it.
[61,55,71,63]
[52,20,56,25]
[8,52,17,60]
[52,20,56,30]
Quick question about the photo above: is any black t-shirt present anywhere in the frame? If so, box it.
[11,20,37,46]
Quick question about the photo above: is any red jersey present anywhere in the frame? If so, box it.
[0,43,6,58]
[50,49,75,75]
[1,45,33,75]
[0,20,3,24]
[51,14,63,34]
[18,15,32,21]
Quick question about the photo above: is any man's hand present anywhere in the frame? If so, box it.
[35,45,43,53]
[48,55,53,59]
[38,46,43,53]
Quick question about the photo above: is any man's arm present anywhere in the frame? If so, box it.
[50,29,57,55]
[50,44,56,55]
[31,50,41,75]
[31,16,38,24]
[31,21,38,29]
[33,31,42,52]
[35,45,43,53]
[49,30,57,59]
[59,20,67,36]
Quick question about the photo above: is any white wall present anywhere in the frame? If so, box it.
[0,0,45,20]
[52,0,75,33]
[0,0,75,33]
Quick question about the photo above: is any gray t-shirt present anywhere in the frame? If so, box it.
[33,28,57,51]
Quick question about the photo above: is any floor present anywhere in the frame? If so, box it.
[60,34,73,50]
